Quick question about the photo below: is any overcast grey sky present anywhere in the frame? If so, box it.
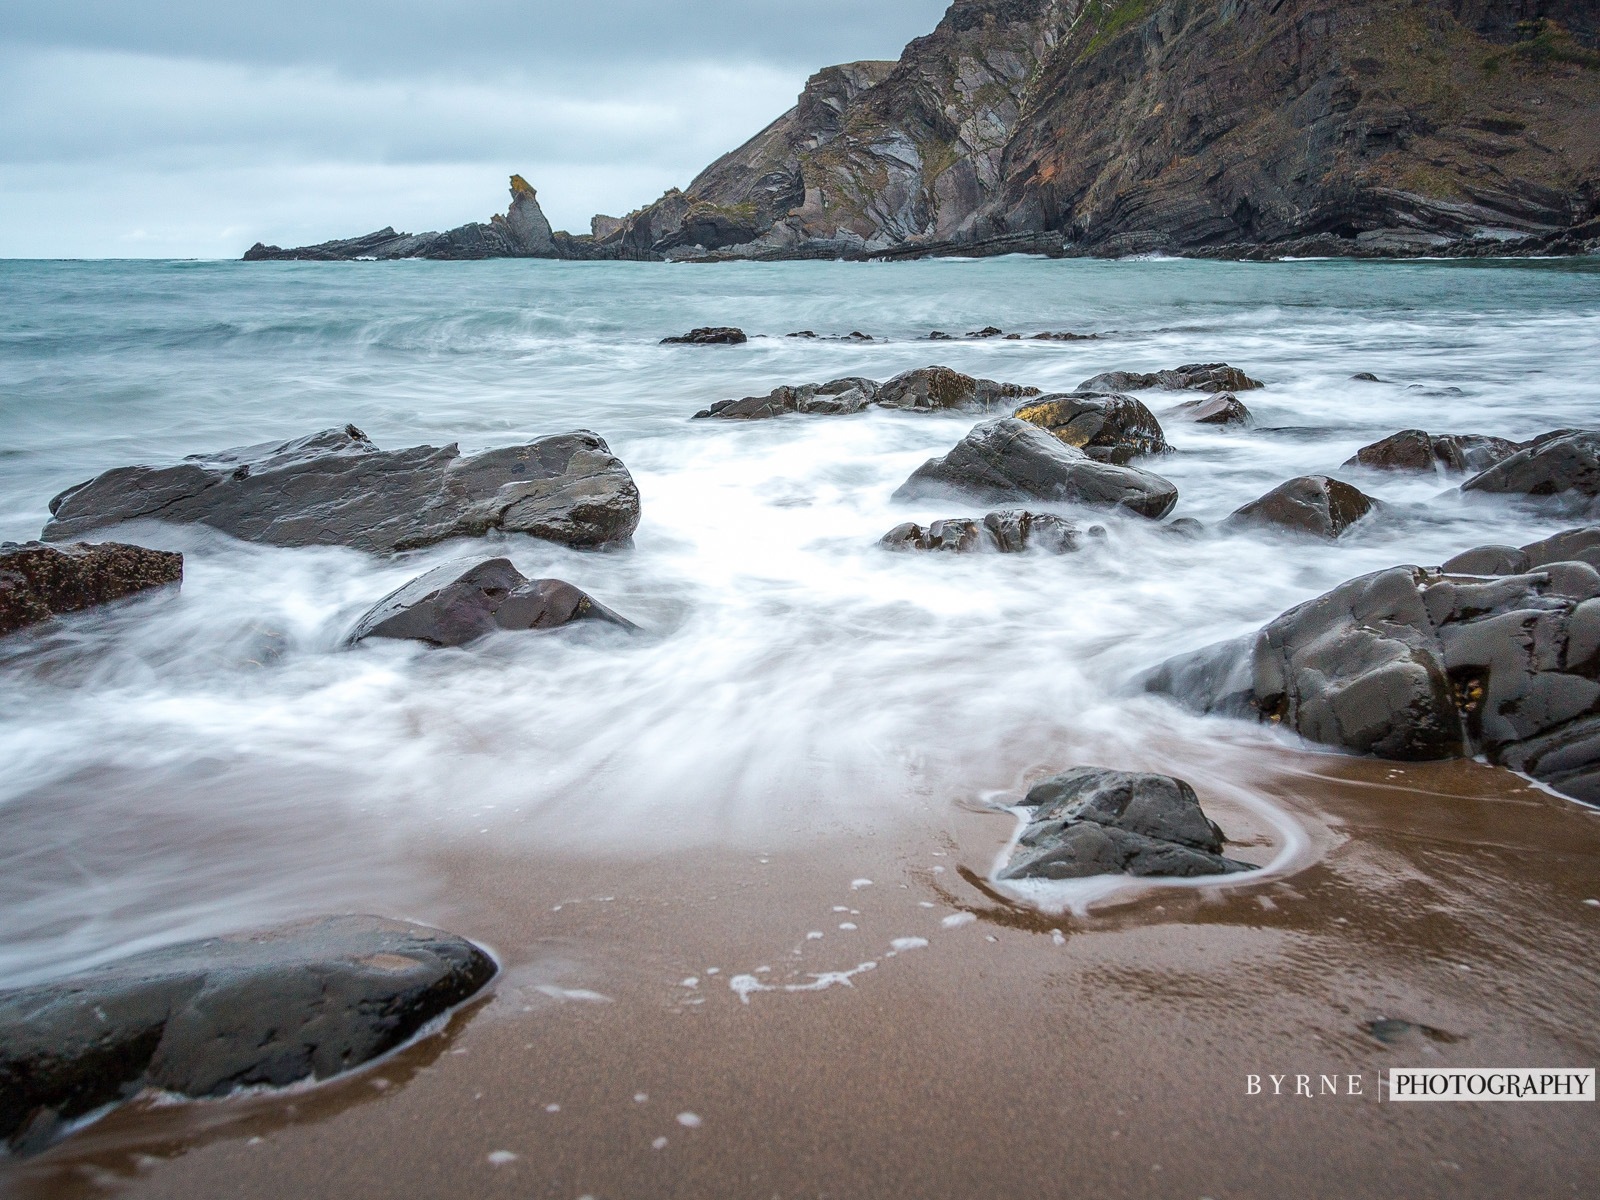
[0,2,949,257]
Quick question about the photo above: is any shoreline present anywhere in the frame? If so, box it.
[6,745,1597,1198]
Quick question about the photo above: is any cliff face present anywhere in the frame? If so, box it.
[611,0,1600,259]
[244,1,1600,262]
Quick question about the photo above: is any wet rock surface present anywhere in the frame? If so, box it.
[661,327,748,345]
[1347,429,1520,473]
[1461,430,1600,514]
[1079,364,1262,394]
[42,426,641,554]
[873,366,1039,413]
[694,377,879,420]
[0,916,496,1152]
[879,510,1088,555]
[349,558,636,648]
[891,419,1179,519]
[1146,525,1600,802]
[1169,394,1252,427]
[997,767,1254,881]
[1013,392,1171,463]
[1226,475,1377,539]
[0,541,183,638]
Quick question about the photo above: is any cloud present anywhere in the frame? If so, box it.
[0,1,951,256]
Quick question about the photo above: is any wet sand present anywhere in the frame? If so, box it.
[5,746,1599,1199]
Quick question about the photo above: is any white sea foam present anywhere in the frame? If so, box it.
[1,258,1596,982]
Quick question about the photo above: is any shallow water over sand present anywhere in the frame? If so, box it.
[1,256,1598,989]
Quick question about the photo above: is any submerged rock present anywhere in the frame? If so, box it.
[1,541,182,638]
[891,419,1179,519]
[1079,364,1262,394]
[349,558,635,647]
[1346,429,1519,474]
[1461,430,1600,514]
[694,377,878,420]
[1146,526,1600,802]
[1168,393,1252,427]
[661,327,748,345]
[1013,392,1170,463]
[1225,475,1377,539]
[42,426,641,554]
[997,767,1254,881]
[874,366,1039,413]
[0,916,495,1151]
[879,510,1086,554]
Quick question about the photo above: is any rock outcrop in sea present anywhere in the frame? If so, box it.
[41,425,641,553]
[1146,524,1600,803]
[0,541,183,637]
[241,3,1600,264]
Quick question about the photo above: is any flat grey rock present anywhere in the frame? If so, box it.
[873,366,1038,413]
[1346,429,1519,473]
[892,418,1178,519]
[1,540,182,638]
[997,767,1254,881]
[695,377,879,420]
[1078,363,1262,393]
[879,509,1089,554]
[42,425,641,554]
[0,916,496,1152]
[350,557,636,647]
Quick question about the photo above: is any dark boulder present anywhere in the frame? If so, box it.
[0,916,495,1151]
[891,419,1179,519]
[996,767,1254,881]
[1461,430,1600,514]
[1145,543,1600,802]
[694,377,878,420]
[1079,363,1262,394]
[874,366,1039,412]
[42,426,641,554]
[1,541,182,638]
[879,509,1085,554]
[661,327,747,345]
[1436,525,1600,577]
[1225,475,1377,539]
[349,558,635,647]
[1346,429,1519,473]
[1168,393,1252,427]
[1013,392,1170,463]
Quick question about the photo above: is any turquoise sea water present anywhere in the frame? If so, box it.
[1,255,1597,983]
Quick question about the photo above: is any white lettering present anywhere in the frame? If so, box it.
[1246,1075,1261,1095]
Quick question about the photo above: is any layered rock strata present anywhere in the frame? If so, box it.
[41,426,641,553]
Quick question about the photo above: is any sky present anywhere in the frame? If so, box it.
[0,2,950,258]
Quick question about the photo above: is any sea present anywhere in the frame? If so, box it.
[1,254,1597,986]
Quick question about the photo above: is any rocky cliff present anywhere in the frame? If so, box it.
[245,1,1600,262]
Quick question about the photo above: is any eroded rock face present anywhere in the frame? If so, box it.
[1146,526,1600,802]
[997,767,1254,881]
[1346,429,1520,473]
[1461,430,1600,513]
[349,558,636,647]
[42,426,641,553]
[1079,364,1262,394]
[0,916,495,1152]
[874,366,1039,412]
[1169,394,1252,427]
[1225,475,1377,539]
[661,327,748,345]
[694,377,879,419]
[1013,392,1170,463]
[891,419,1179,519]
[0,541,183,638]
[879,510,1086,554]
